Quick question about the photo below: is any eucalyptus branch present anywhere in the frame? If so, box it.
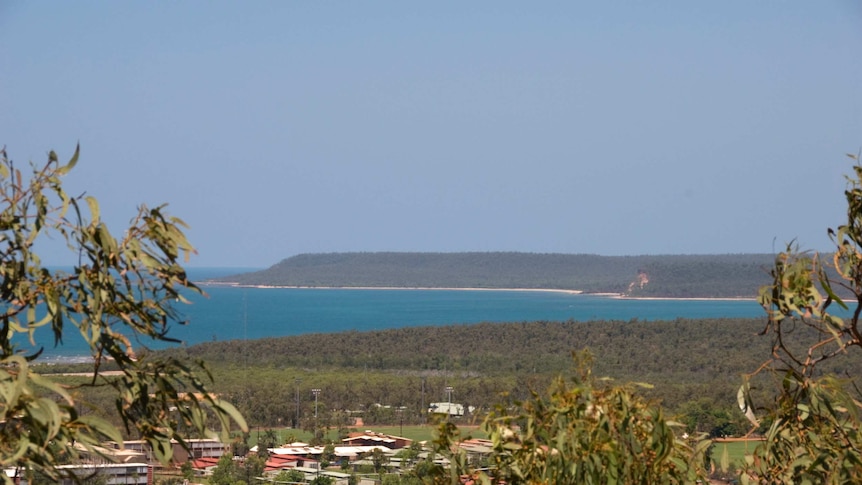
[0,146,246,483]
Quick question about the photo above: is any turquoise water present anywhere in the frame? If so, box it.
[32,267,765,360]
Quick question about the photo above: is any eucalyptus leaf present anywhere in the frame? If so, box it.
[0,147,245,478]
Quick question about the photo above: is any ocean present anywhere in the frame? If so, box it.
[31,267,765,361]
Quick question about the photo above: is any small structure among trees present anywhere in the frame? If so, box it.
[427,402,467,417]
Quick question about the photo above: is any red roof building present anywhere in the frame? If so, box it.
[342,431,411,450]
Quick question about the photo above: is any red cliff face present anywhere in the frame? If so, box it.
[626,270,649,294]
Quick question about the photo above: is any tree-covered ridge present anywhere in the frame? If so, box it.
[170,317,771,379]
[214,251,776,297]
[171,316,862,388]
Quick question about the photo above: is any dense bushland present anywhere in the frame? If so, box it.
[171,317,770,378]
[121,316,856,440]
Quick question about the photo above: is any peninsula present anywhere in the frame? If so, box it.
[209,251,775,299]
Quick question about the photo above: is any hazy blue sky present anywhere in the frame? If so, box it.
[1,2,860,268]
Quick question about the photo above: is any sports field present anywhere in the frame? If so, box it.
[712,438,764,468]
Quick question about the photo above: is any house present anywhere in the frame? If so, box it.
[180,438,230,461]
[266,444,390,464]
[55,463,150,485]
[72,442,148,465]
[428,402,466,416]
[106,438,228,464]
[456,439,494,464]
[262,453,313,475]
[3,468,25,485]
[190,456,222,476]
[292,467,351,485]
[342,431,412,450]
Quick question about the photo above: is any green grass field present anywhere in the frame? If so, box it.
[712,439,762,469]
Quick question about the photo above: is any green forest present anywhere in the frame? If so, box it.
[49,315,860,444]
[213,252,776,298]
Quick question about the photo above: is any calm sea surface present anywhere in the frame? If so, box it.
[34,267,765,360]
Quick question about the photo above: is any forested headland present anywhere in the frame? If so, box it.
[212,252,777,298]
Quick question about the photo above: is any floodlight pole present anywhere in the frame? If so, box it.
[312,388,321,418]
[312,388,322,440]
[295,378,302,428]
[445,386,454,421]
[421,377,426,419]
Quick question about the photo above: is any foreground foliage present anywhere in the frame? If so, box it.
[431,354,710,484]
[743,153,862,483]
[0,147,246,483]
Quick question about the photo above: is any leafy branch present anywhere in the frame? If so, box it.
[0,146,246,483]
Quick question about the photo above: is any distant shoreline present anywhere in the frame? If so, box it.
[612,295,756,302]
[197,282,756,301]
[200,282,583,295]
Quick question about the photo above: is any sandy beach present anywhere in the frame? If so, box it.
[611,294,757,302]
[200,282,583,295]
[198,282,757,300]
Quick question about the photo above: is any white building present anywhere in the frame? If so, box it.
[56,463,150,485]
[428,402,466,416]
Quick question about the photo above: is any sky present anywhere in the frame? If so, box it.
[1,2,860,268]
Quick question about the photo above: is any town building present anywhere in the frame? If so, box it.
[342,431,412,450]
[55,463,151,485]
